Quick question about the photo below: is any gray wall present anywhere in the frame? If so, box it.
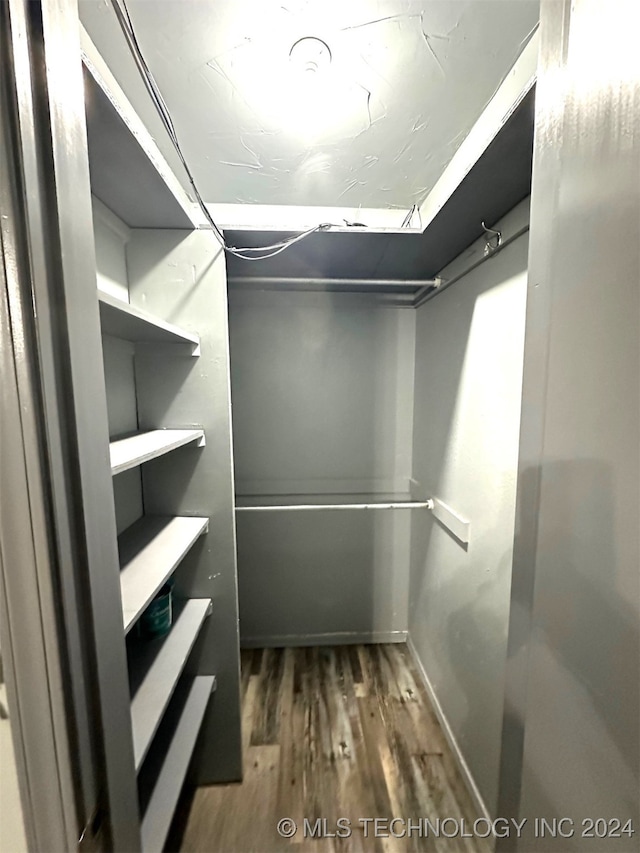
[408,207,529,817]
[500,1,639,848]
[92,198,129,301]
[229,289,415,645]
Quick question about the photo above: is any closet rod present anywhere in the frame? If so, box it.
[231,277,440,290]
[236,502,432,512]
[413,223,530,308]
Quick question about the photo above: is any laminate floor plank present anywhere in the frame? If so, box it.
[240,649,254,703]
[385,647,445,756]
[362,646,434,836]
[250,648,264,675]
[336,648,390,852]
[391,648,485,834]
[277,649,305,841]
[177,644,491,853]
[251,647,286,746]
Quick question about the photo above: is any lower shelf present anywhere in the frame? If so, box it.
[129,598,212,771]
[139,675,215,853]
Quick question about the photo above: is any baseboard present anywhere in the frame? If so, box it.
[240,630,408,648]
[407,636,491,823]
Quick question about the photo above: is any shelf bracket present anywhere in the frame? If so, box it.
[427,496,470,545]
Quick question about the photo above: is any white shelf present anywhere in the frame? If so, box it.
[119,516,209,634]
[80,26,200,230]
[98,291,200,353]
[110,429,204,476]
[129,598,211,771]
[140,675,215,853]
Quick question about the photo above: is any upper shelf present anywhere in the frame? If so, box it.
[110,429,205,476]
[80,26,200,230]
[98,290,200,353]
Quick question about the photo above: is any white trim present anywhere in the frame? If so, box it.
[241,630,407,648]
[418,29,539,233]
[407,636,491,824]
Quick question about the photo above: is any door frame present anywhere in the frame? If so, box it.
[1,0,140,849]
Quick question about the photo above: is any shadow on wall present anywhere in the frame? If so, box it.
[407,272,476,615]
[499,459,639,852]
[407,231,530,816]
[406,284,492,793]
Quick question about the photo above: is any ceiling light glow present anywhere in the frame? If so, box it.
[220,25,368,142]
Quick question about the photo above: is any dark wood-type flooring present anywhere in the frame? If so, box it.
[175,644,491,853]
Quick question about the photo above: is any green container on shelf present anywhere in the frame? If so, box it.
[140,582,173,638]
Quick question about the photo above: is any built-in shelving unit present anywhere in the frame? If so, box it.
[86,48,225,839]
[110,429,205,476]
[69,16,241,850]
[129,598,212,769]
[139,675,216,853]
[118,516,209,634]
[98,290,200,353]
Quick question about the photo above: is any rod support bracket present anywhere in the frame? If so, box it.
[481,221,502,255]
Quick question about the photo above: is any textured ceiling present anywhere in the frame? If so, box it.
[79,0,538,210]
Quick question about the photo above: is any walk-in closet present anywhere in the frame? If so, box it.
[1,1,638,852]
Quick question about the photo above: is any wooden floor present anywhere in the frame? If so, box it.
[174,644,491,853]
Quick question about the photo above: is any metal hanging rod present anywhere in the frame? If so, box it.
[235,501,433,513]
[413,223,530,308]
[235,497,471,545]
[230,277,441,291]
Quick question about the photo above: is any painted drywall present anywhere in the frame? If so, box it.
[78,0,538,209]
[408,215,529,817]
[236,509,412,646]
[92,197,129,301]
[499,1,640,847]
[228,289,415,645]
